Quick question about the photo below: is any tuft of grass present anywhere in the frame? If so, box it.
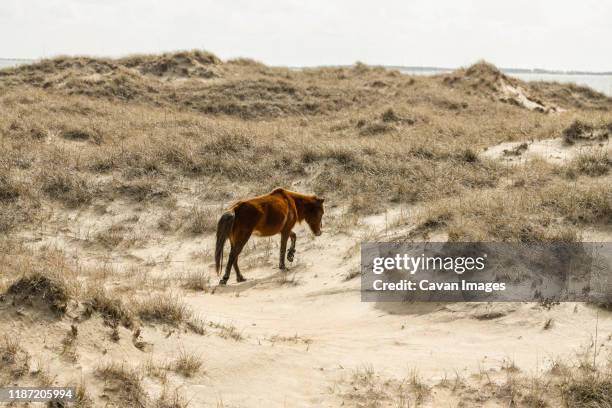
[562,120,611,145]
[457,148,479,163]
[181,270,212,292]
[114,178,170,202]
[0,336,30,379]
[501,358,521,373]
[570,150,611,177]
[186,206,216,234]
[170,350,203,377]
[0,174,21,202]
[335,366,427,407]
[39,171,93,208]
[209,321,244,341]
[142,358,168,382]
[85,287,134,328]
[72,383,94,408]
[408,369,430,405]
[95,224,129,248]
[132,293,191,326]
[381,108,400,123]
[95,362,147,407]
[158,210,182,232]
[268,334,312,345]
[0,336,20,364]
[61,127,103,144]
[153,389,190,408]
[60,324,79,362]
[561,373,612,407]
[7,272,71,314]
[186,316,207,335]
[358,121,396,136]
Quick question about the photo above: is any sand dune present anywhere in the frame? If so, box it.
[1,52,611,407]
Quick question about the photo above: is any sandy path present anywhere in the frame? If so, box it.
[169,219,612,407]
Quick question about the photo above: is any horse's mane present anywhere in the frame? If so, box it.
[272,187,316,202]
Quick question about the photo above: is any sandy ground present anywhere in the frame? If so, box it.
[3,191,610,407]
[482,136,611,165]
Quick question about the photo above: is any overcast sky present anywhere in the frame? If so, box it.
[1,0,610,71]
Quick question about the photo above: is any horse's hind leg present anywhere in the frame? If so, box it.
[224,231,250,284]
[220,245,236,285]
[286,231,296,262]
[233,260,246,283]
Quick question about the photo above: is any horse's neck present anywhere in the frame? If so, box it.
[285,191,307,221]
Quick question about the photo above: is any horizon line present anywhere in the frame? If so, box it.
[1,57,611,76]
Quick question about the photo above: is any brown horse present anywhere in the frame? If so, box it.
[215,188,325,285]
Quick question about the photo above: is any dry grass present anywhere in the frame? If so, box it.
[60,324,79,362]
[336,355,612,408]
[267,333,313,345]
[414,175,610,242]
[0,336,30,380]
[95,362,147,407]
[335,366,429,407]
[132,292,192,326]
[72,383,94,408]
[569,150,612,177]
[2,54,608,237]
[170,350,203,377]
[85,286,135,328]
[142,358,169,383]
[39,170,94,208]
[562,119,611,144]
[0,52,611,407]
[209,321,244,341]
[185,316,207,335]
[6,272,72,314]
[95,223,130,248]
[181,270,212,292]
[186,205,217,234]
[153,389,190,408]
[561,372,612,407]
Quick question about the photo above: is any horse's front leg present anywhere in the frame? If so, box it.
[287,231,296,262]
[279,232,289,270]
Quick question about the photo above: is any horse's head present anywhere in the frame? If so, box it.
[304,196,325,236]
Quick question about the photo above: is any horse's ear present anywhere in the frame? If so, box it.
[316,197,325,204]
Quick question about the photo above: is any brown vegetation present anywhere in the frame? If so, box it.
[334,358,612,408]
[1,53,610,237]
[7,272,71,314]
[1,51,611,407]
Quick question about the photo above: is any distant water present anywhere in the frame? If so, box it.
[398,68,612,97]
[511,72,612,96]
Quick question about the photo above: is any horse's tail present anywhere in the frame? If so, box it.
[215,211,235,276]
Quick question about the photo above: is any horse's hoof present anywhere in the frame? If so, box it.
[237,276,246,283]
[219,279,228,286]
[287,249,295,262]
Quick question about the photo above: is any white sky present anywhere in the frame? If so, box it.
[1,0,610,71]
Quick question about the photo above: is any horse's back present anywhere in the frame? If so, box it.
[233,190,292,236]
